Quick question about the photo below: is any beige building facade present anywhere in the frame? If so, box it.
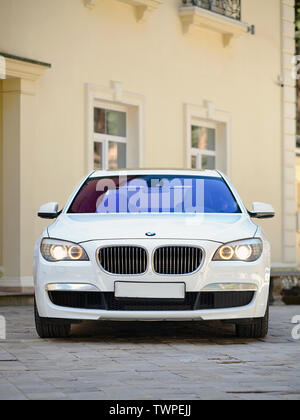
[0,0,297,289]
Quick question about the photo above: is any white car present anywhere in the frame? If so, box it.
[34,170,274,339]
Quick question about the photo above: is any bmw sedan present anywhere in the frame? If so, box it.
[34,170,274,339]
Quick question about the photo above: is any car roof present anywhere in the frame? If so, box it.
[90,169,222,178]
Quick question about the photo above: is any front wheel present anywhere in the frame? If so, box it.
[34,299,71,339]
[236,305,269,339]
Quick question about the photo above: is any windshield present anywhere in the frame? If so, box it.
[68,175,241,214]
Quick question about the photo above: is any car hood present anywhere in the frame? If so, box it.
[47,213,258,244]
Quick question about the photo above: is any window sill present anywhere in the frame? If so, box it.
[179,6,251,47]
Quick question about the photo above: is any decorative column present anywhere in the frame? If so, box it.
[0,56,49,290]
[281,0,297,264]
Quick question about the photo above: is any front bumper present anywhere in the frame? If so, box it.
[34,238,270,322]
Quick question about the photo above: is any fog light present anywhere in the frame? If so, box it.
[202,283,258,292]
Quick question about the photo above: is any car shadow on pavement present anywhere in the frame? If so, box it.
[68,320,249,344]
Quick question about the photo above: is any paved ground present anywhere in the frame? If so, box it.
[0,304,299,400]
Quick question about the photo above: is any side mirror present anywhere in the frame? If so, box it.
[38,202,60,219]
[248,202,275,219]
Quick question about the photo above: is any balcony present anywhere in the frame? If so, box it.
[182,0,241,21]
[180,0,252,47]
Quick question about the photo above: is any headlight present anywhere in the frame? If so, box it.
[213,239,263,262]
[40,239,89,262]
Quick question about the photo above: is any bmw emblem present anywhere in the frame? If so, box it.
[145,232,156,237]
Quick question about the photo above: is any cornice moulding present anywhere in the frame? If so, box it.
[5,57,49,81]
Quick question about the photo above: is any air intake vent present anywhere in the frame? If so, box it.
[48,291,255,311]
[153,246,202,275]
[98,246,148,275]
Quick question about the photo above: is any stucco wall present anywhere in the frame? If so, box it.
[0,0,289,283]
[0,80,2,272]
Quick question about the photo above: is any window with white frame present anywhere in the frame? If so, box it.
[93,104,128,170]
[190,122,217,170]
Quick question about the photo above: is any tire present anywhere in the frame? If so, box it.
[34,299,71,339]
[236,304,269,339]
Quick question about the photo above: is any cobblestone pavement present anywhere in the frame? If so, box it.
[0,304,299,400]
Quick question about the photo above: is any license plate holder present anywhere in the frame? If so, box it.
[114,282,186,300]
